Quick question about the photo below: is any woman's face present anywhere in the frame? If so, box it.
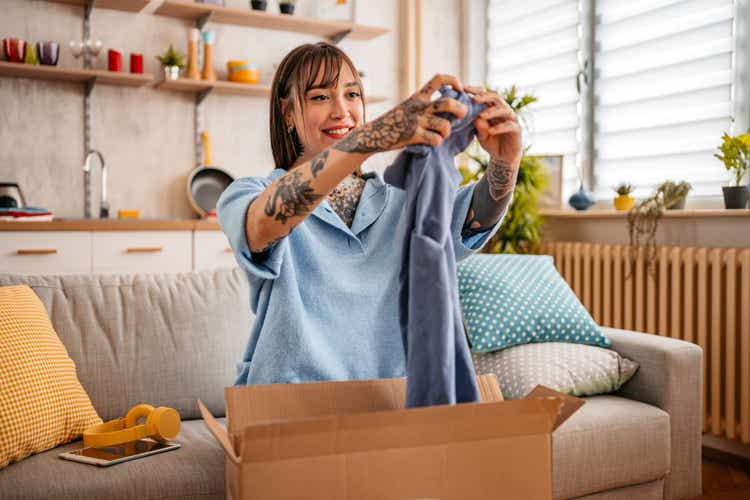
[289,63,364,163]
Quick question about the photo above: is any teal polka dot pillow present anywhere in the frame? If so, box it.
[457,254,611,353]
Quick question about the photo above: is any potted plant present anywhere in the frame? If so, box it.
[156,45,185,81]
[613,183,635,211]
[250,0,267,10]
[279,0,296,15]
[714,129,750,209]
[626,180,691,276]
[459,85,548,254]
[659,180,691,209]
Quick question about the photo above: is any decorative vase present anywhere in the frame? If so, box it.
[186,28,200,80]
[164,65,180,80]
[279,3,295,14]
[250,0,267,10]
[722,185,749,209]
[568,184,595,211]
[613,194,635,211]
[201,31,217,81]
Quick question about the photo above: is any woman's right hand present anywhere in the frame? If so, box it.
[333,73,468,155]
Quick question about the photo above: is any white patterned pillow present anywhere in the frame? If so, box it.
[471,342,639,400]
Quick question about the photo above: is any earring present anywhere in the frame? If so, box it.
[287,123,294,133]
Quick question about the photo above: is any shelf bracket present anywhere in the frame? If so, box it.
[84,0,94,22]
[329,29,352,44]
[85,77,97,98]
[196,87,212,105]
[196,12,214,31]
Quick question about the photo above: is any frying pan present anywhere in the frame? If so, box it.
[187,131,235,217]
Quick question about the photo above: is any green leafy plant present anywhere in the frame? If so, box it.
[714,129,750,186]
[459,85,546,254]
[156,45,185,68]
[614,183,634,196]
[626,180,692,276]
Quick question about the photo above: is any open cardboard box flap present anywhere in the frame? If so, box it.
[199,375,584,464]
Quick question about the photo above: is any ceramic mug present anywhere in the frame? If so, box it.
[37,41,59,66]
[2,38,26,63]
[108,49,122,72]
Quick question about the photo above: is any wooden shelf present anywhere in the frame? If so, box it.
[44,0,150,13]
[155,77,389,103]
[154,0,389,41]
[0,61,153,86]
[156,77,271,97]
[540,208,750,219]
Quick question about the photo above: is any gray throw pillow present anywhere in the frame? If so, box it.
[471,342,639,400]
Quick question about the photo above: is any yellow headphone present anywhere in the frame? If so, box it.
[83,404,181,448]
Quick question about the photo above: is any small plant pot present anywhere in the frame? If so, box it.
[613,194,635,211]
[279,3,295,14]
[250,0,267,10]
[164,65,180,80]
[722,185,749,209]
[666,197,686,210]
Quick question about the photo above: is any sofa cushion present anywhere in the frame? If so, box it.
[553,395,670,500]
[0,269,252,421]
[0,419,225,500]
[0,285,102,469]
[471,342,639,400]
[457,254,611,353]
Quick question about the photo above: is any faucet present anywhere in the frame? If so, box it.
[83,150,109,219]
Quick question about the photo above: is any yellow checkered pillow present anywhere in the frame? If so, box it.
[0,285,102,469]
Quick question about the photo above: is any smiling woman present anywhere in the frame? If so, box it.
[216,41,520,387]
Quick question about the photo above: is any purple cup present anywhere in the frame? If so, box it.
[37,41,59,66]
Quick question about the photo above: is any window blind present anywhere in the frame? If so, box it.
[593,0,737,200]
[486,0,582,205]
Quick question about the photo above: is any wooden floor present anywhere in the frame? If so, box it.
[689,455,750,499]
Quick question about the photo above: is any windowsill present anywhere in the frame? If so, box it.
[539,208,750,219]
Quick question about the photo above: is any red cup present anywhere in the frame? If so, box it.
[129,53,143,74]
[2,38,26,63]
[108,49,122,72]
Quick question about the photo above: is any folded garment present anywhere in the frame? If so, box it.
[384,87,488,408]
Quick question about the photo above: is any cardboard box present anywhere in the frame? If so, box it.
[199,375,583,500]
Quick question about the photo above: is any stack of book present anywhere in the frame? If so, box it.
[0,207,54,221]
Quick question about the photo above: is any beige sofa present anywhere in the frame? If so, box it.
[0,268,702,499]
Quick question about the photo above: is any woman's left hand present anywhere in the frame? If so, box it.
[466,86,522,169]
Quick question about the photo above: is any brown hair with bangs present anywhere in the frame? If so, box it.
[270,42,366,171]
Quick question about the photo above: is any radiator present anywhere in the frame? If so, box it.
[541,241,750,444]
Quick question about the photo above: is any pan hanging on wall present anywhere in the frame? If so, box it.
[187,131,235,218]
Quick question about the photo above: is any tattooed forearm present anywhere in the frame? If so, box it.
[462,158,518,237]
[333,97,427,154]
[263,169,323,224]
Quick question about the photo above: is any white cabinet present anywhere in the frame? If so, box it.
[0,229,233,275]
[0,231,92,275]
[193,231,238,271]
[92,231,192,274]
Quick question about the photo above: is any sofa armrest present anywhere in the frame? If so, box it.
[602,327,703,500]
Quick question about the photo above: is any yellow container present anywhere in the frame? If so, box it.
[613,195,635,211]
[227,60,259,84]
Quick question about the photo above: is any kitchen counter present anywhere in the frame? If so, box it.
[0,219,223,231]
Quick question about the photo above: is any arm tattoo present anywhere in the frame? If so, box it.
[462,158,518,237]
[310,150,328,178]
[263,169,322,224]
[333,97,427,154]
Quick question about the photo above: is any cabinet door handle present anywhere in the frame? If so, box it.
[16,249,58,255]
[224,247,233,253]
[126,247,164,253]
